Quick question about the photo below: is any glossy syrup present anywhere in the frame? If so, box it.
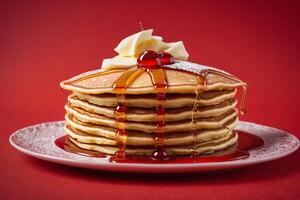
[147,68,168,159]
[205,69,247,115]
[55,131,264,163]
[111,67,145,161]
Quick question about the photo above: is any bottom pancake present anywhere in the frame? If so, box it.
[67,130,238,156]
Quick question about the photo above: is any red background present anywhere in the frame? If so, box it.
[1,0,300,199]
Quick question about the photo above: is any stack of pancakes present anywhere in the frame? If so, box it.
[61,66,245,156]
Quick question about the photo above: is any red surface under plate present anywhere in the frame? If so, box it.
[1,0,300,200]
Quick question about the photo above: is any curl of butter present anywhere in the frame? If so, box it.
[101,29,189,70]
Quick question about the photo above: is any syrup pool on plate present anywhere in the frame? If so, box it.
[55,131,264,164]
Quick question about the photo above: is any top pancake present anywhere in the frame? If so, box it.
[60,66,245,94]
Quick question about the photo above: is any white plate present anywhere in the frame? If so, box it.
[9,121,299,173]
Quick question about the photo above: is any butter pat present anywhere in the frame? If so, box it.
[102,56,136,70]
[101,29,189,70]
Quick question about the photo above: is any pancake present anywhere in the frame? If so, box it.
[65,116,237,146]
[65,104,238,133]
[68,130,238,156]
[68,94,237,122]
[60,67,244,94]
[60,30,247,158]
[73,88,237,108]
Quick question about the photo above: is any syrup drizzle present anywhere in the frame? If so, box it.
[240,85,247,115]
[112,67,145,159]
[147,68,168,159]
[205,69,247,115]
[189,69,247,156]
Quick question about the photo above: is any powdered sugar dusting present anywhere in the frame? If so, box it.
[9,121,99,162]
[164,60,232,75]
